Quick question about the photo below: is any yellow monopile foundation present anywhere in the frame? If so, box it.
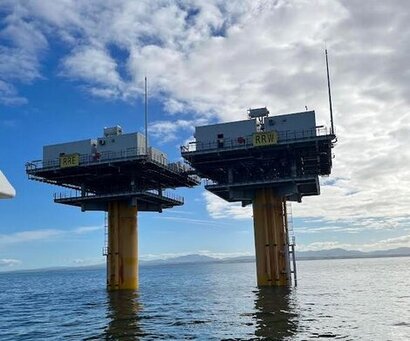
[253,188,291,286]
[107,201,138,290]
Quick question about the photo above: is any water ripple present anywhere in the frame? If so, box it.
[0,258,409,340]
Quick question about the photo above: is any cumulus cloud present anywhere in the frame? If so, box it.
[61,46,124,94]
[0,229,63,245]
[0,258,21,267]
[0,80,27,105]
[0,225,102,246]
[298,233,410,252]
[148,119,194,143]
[73,225,102,234]
[203,191,252,220]
[1,1,409,246]
[0,1,48,105]
[148,118,209,143]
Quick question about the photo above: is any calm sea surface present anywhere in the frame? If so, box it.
[0,257,409,340]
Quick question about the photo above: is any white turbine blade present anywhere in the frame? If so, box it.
[0,170,16,199]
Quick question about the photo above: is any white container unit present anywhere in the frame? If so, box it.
[43,139,97,166]
[41,126,168,167]
[97,132,147,160]
[194,119,256,150]
[264,111,317,140]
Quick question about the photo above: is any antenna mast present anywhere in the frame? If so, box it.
[325,49,335,135]
[144,76,148,154]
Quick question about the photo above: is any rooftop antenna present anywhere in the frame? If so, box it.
[144,76,148,154]
[325,49,335,135]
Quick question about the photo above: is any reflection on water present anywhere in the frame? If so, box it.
[104,290,142,340]
[1,259,408,340]
[254,287,298,340]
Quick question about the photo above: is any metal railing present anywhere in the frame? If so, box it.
[145,189,184,203]
[181,126,333,153]
[26,146,198,182]
[54,188,184,204]
[27,147,147,171]
[203,173,316,188]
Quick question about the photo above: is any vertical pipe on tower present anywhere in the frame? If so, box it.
[107,201,138,290]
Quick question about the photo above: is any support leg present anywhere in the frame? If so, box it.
[107,201,138,290]
[253,189,290,286]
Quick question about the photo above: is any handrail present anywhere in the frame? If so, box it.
[53,188,184,203]
[181,126,334,153]
[27,147,147,170]
[26,146,197,181]
[203,174,317,187]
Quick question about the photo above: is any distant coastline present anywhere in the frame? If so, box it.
[2,247,409,273]
[139,247,410,266]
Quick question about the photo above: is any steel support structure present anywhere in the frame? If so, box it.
[107,201,138,290]
[253,188,291,286]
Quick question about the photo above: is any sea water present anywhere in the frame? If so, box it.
[0,257,409,340]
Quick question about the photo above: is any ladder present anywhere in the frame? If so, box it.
[287,202,297,286]
[102,212,109,256]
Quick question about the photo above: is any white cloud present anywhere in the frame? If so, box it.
[73,225,102,234]
[148,119,195,143]
[0,80,27,105]
[0,258,21,267]
[148,117,210,143]
[203,191,252,220]
[0,1,409,236]
[0,1,48,105]
[298,234,410,252]
[61,46,123,91]
[72,257,104,266]
[0,229,63,245]
[156,215,230,227]
[0,225,102,246]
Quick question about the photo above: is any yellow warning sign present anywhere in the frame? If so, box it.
[60,154,80,168]
[253,131,278,146]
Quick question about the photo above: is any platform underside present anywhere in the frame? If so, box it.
[182,134,334,202]
[54,189,183,212]
[206,175,319,203]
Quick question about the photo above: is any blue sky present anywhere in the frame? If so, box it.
[1,1,409,271]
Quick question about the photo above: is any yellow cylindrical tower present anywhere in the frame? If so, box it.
[253,188,290,286]
[107,201,138,290]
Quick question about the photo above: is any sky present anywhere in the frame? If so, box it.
[0,0,409,271]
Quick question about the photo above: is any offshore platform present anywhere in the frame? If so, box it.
[182,51,337,286]
[26,126,199,290]
[181,108,336,286]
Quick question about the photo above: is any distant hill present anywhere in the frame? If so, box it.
[3,248,409,273]
[295,247,410,260]
[140,254,217,266]
[140,247,410,266]
[295,248,365,260]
